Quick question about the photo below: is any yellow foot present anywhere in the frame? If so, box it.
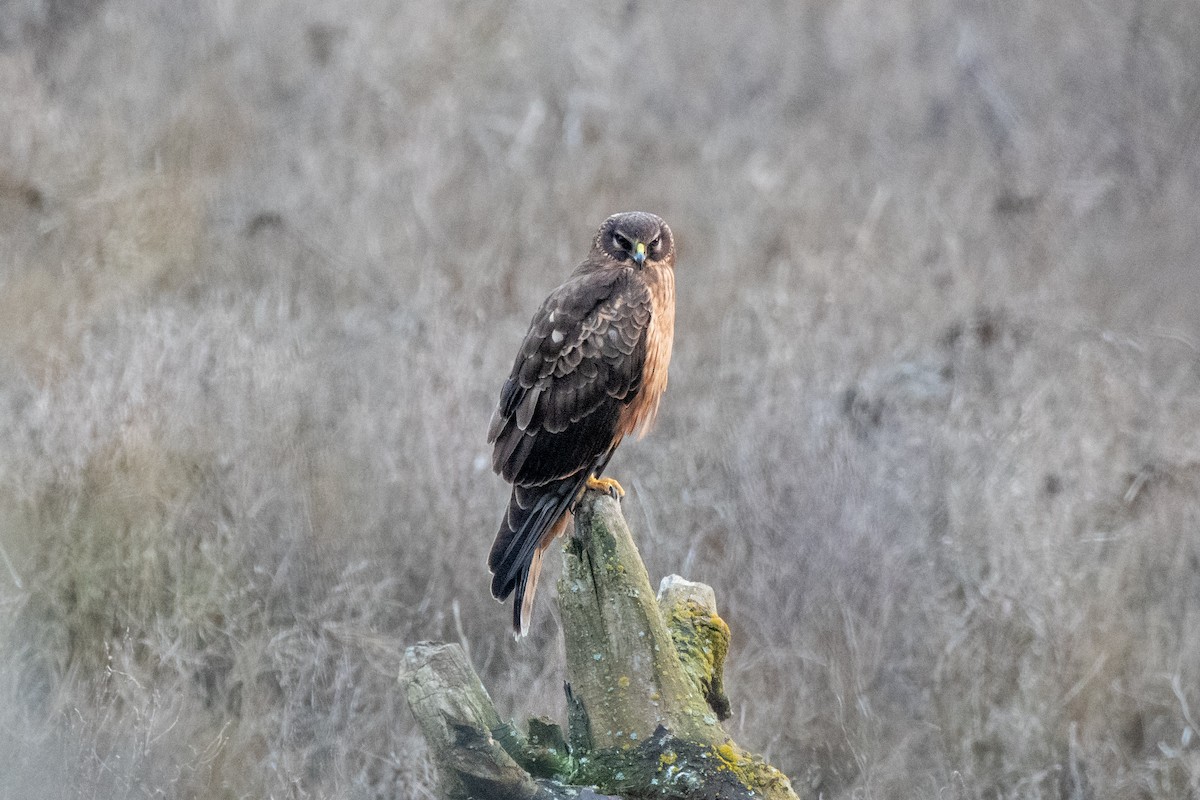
[586,475,625,499]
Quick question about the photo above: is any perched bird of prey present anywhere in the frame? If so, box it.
[487,212,676,635]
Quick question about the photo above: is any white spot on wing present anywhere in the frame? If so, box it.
[551,330,565,344]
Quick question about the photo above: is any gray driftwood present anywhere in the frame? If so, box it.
[400,490,800,800]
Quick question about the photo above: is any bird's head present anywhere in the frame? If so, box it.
[595,211,674,270]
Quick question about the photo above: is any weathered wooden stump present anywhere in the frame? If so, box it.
[400,491,800,800]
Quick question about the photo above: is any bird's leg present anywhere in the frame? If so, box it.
[585,474,625,499]
[584,448,624,499]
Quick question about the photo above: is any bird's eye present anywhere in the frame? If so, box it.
[649,235,662,253]
[612,232,632,251]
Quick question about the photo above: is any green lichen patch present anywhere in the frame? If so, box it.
[494,718,576,780]
[570,726,798,800]
[663,599,732,721]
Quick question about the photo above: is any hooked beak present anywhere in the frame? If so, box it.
[633,241,646,267]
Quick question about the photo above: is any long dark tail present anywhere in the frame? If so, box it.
[489,473,589,635]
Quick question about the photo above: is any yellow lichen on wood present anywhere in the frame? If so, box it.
[658,575,732,720]
[710,740,799,797]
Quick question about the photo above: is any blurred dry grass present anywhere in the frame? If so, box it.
[1,0,1198,797]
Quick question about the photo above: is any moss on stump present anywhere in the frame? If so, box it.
[400,490,800,800]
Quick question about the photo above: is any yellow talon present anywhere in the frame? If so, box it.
[586,475,626,499]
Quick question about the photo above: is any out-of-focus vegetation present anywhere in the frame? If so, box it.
[1,1,1198,797]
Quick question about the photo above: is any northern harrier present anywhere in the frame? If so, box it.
[487,212,676,635]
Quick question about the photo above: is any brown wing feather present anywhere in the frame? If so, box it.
[488,267,651,487]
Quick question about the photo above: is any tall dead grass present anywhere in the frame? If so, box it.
[1,0,1198,797]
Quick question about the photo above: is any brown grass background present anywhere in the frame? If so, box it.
[1,1,1199,797]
